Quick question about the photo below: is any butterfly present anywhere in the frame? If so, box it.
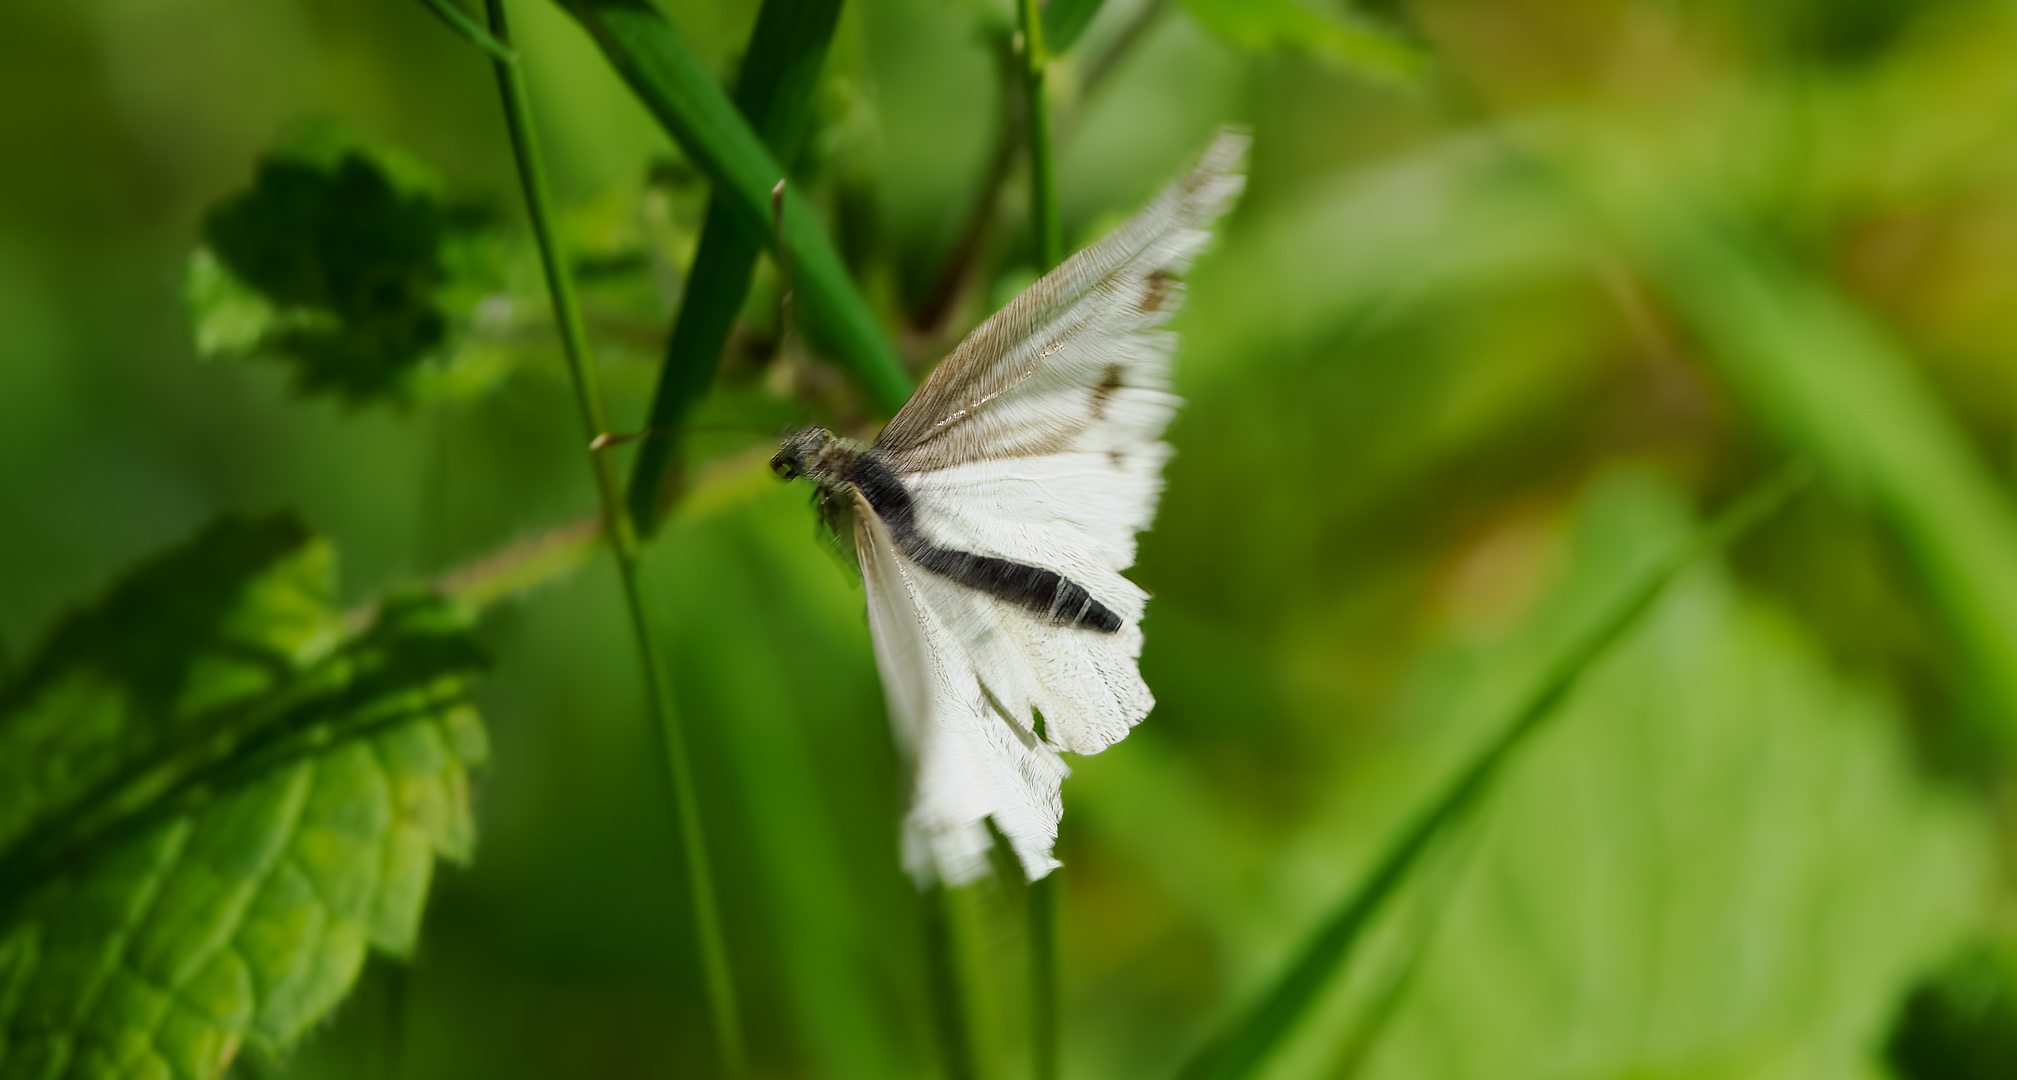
[772,130,1247,884]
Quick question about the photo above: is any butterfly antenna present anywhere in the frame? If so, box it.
[589,423,781,450]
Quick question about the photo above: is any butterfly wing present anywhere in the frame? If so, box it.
[850,132,1246,882]
[875,129,1247,474]
[855,498,1071,884]
[872,130,1244,763]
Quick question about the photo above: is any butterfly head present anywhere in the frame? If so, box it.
[771,427,862,488]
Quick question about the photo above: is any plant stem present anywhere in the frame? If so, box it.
[1014,3,1063,1073]
[923,884,982,1080]
[482,2,744,1072]
[1016,0,1061,270]
[1029,873,1060,1080]
[1174,465,1811,1080]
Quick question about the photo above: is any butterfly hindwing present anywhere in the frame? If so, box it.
[857,500,1072,883]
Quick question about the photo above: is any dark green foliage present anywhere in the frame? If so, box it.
[0,516,489,1079]
[201,154,477,403]
[1890,950,2017,1080]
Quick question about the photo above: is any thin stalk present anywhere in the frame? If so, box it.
[1174,466,1812,1080]
[1029,873,1060,1080]
[1015,3,1062,1074]
[1016,0,1061,270]
[482,1,744,1072]
[923,885,982,1080]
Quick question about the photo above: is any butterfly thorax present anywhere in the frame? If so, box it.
[770,427,870,491]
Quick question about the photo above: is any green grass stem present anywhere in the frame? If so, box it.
[1013,3,1064,1071]
[1017,0,1061,271]
[482,2,744,1071]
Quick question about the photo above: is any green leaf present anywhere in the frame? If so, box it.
[1242,478,1986,1080]
[558,0,915,415]
[0,515,337,860]
[1042,0,1108,54]
[628,0,847,533]
[1181,0,1425,81]
[1174,470,1807,1080]
[1641,216,2017,738]
[191,149,498,405]
[0,516,489,1078]
[1889,947,2017,1080]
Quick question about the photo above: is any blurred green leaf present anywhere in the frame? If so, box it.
[1641,216,2017,738]
[192,151,496,404]
[0,516,489,1078]
[1276,479,1986,1080]
[1176,470,1804,1080]
[1889,947,2017,1080]
[628,0,847,532]
[559,0,915,415]
[1181,0,1424,81]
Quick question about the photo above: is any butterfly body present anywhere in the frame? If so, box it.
[774,430,1126,633]
[774,132,1247,883]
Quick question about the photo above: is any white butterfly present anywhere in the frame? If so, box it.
[773,131,1247,884]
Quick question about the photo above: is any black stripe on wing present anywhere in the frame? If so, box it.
[847,451,1123,634]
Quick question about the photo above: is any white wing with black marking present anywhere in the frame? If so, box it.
[856,130,1246,884]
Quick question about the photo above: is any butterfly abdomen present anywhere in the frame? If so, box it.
[844,451,1124,634]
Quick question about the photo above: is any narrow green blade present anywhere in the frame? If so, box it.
[627,0,847,533]
[560,0,913,416]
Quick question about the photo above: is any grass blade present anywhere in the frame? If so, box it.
[1643,216,2017,732]
[626,0,845,533]
[482,1,744,1071]
[1172,466,1810,1080]
[559,0,913,415]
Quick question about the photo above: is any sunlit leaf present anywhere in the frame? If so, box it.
[0,516,489,1079]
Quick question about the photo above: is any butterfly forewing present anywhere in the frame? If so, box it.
[839,130,1246,884]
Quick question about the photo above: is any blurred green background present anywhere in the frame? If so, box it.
[9,0,2017,1076]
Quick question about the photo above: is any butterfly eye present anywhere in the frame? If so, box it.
[770,452,801,481]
